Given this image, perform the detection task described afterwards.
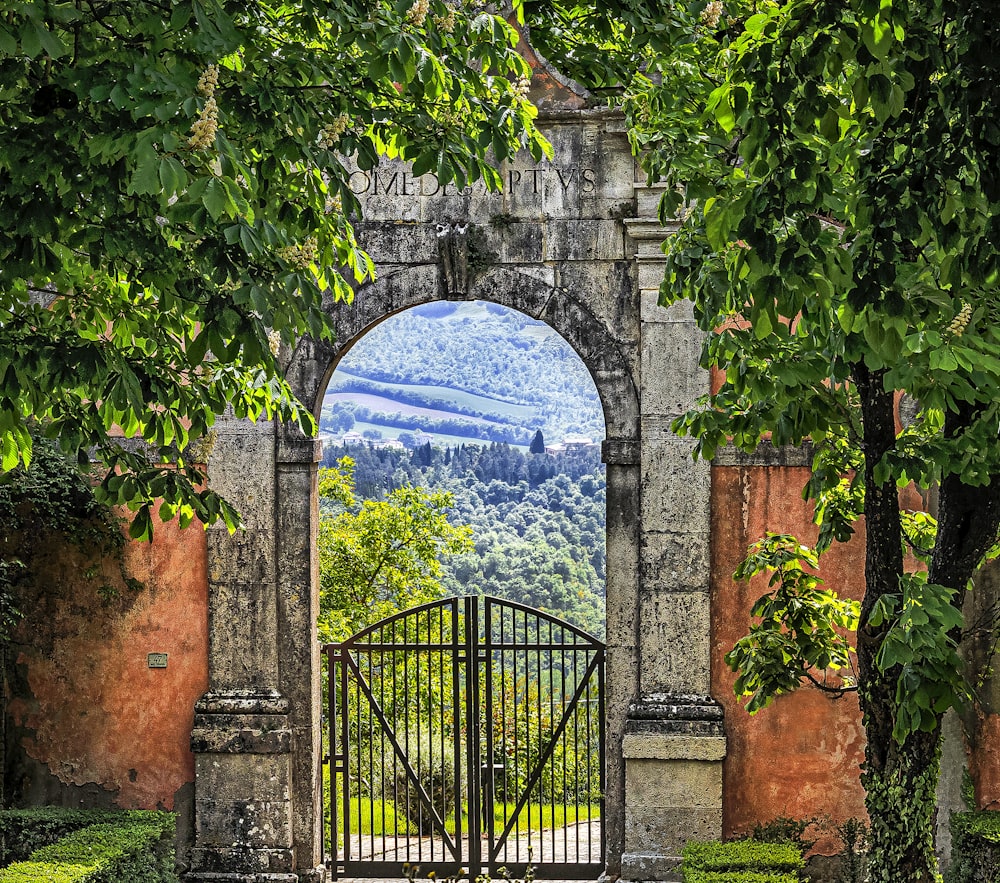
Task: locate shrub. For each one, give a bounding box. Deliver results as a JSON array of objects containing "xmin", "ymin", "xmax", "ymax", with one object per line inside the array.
[
  {"xmin": 0, "ymin": 812, "xmax": 175, "ymax": 883},
  {"xmin": 684, "ymin": 873, "xmax": 800, "ymax": 883},
  {"xmin": 0, "ymin": 808, "xmax": 129, "ymax": 866},
  {"xmin": 682, "ymin": 839, "xmax": 805, "ymax": 875},
  {"xmin": 750, "ymin": 816, "xmax": 817, "ymax": 852},
  {"xmin": 947, "ymin": 811, "xmax": 1000, "ymax": 883},
  {"xmin": 393, "ymin": 732, "xmax": 462, "ymax": 836}
]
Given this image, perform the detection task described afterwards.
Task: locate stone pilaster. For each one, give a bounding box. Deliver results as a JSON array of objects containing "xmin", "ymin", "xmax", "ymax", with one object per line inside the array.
[
  {"xmin": 621, "ymin": 185, "xmax": 725, "ymax": 880},
  {"xmin": 275, "ymin": 428, "xmax": 327, "ymax": 883},
  {"xmin": 189, "ymin": 416, "xmax": 302, "ymax": 882}
]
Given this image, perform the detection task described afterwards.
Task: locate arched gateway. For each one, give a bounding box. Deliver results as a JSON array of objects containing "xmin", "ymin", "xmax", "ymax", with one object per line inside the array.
[{"xmin": 189, "ymin": 44, "xmax": 722, "ymax": 883}]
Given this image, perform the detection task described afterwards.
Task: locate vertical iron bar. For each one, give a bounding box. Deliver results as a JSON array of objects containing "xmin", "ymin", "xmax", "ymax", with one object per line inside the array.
[
  {"xmin": 379, "ymin": 626, "xmax": 386, "ymax": 864},
  {"xmin": 548, "ymin": 615, "xmax": 557, "ymax": 866},
  {"xmin": 451, "ymin": 597, "xmax": 464, "ymax": 868},
  {"xmin": 327, "ymin": 646, "xmax": 338, "ymax": 877},
  {"xmin": 416, "ymin": 609, "xmax": 424, "ymax": 861},
  {"xmin": 341, "ymin": 644, "xmax": 351, "ymax": 864},
  {"xmin": 500, "ymin": 610, "xmax": 508, "ymax": 864},
  {"xmin": 484, "ymin": 594, "xmax": 496, "ymax": 862},
  {"xmin": 598, "ymin": 644, "xmax": 607, "ymax": 865},
  {"xmin": 367, "ymin": 641, "xmax": 373, "ymax": 861},
  {"xmin": 391, "ymin": 623, "xmax": 400, "ymax": 860},
  {"xmin": 467, "ymin": 595, "xmax": 482, "ymax": 876}
]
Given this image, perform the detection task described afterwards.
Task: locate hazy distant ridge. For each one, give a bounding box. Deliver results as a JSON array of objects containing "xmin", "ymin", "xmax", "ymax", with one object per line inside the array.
[{"xmin": 324, "ymin": 301, "xmax": 605, "ymax": 444}]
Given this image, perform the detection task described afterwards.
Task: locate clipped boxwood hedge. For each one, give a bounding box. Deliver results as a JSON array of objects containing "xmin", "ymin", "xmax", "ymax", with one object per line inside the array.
[
  {"xmin": 947, "ymin": 811, "xmax": 1000, "ymax": 883},
  {"xmin": 0, "ymin": 810, "xmax": 175, "ymax": 883},
  {"xmin": 683, "ymin": 839, "xmax": 805, "ymax": 874},
  {"xmin": 0, "ymin": 807, "xmax": 131, "ymax": 865},
  {"xmin": 684, "ymin": 873, "xmax": 800, "ymax": 883}
]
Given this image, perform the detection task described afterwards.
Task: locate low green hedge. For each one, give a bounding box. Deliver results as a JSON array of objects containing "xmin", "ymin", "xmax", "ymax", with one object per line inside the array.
[
  {"xmin": 683, "ymin": 839, "xmax": 805, "ymax": 874},
  {"xmin": 947, "ymin": 811, "xmax": 1000, "ymax": 883},
  {"xmin": 0, "ymin": 811, "xmax": 176, "ymax": 883},
  {"xmin": 0, "ymin": 807, "xmax": 129, "ymax": 865},
  {"xmin": 684, "ymin": 873, "xmax": 799, "ymax": 883}
]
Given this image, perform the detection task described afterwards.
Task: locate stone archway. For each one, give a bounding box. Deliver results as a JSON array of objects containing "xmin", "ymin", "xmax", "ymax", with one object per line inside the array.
[
  {"xmin": 188, "ymin": 88, "xmax": 721, "ymax": 883},
  {"xmin": 287, "ymin": 259, "xmax": 641, "ymax": 878}
]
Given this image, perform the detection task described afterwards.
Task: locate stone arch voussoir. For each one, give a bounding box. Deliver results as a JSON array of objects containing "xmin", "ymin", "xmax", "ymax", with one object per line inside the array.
[{"xmin": 285, "ymin": 263, "xmax": 639, "ymax": 445}]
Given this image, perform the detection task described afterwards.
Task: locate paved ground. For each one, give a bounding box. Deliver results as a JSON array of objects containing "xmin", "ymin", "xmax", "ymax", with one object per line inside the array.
[{"xmin": 334, "ymin": 820, "xmax": 602, "ymax": 878}]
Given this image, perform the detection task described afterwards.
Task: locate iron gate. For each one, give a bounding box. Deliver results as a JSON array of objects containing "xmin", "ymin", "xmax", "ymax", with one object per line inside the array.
[{"xmin": 324, "ymin": 595, "xmax": 605, "ymax": 879}]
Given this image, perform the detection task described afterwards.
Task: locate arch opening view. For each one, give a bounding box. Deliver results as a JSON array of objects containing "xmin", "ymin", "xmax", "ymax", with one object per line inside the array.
[{"xmin": 317, "ymin": 298, "xmax": 608, "ymax": 640}]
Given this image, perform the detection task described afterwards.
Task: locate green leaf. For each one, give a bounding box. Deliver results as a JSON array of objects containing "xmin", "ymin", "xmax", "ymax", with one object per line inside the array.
[{"xmin": 202, "ymin": 178, "xmax": 230, "ymax": 221}]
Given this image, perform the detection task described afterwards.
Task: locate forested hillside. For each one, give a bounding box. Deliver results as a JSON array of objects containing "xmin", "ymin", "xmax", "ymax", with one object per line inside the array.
[
  {"xmin": 322, "ymin": 441, "xmax": 607, "ymax": 638},
  {"xmin": 323, "ymin": 301, "xmax": 605, "ymax": 446}
]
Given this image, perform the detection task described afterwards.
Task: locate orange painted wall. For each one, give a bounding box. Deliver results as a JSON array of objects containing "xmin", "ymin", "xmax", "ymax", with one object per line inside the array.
[
  {"xmin": 711, "ymin": 464, "xmax": 869, "ymax": 845},
  {"xmin": 5, "ymin": 514, "xmax": 208, "ymax": 811}
]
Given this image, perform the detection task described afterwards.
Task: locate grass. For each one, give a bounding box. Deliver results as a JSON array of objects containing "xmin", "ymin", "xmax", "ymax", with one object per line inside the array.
[
  {"xmin": 324, "ymin": 791, "xmax": 600, "ymax": 846},
  {"xmin": 329, "ymin": 372, "xmax": 538, "ymax": 419}
]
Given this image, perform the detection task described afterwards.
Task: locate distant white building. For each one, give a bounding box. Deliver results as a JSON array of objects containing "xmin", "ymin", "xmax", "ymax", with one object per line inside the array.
[{"xmin": 341, "ymin": 431, "xmax": 365, "ymax": 446}]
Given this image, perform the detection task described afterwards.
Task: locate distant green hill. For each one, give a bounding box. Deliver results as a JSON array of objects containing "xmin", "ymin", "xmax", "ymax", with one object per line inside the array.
[{"xmin": 322, "ymin": 301, "xmax": 605, "ymax": 446}]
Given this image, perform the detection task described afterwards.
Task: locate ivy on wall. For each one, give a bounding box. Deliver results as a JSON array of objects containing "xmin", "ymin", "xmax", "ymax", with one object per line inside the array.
[{"xmin": 0, "ymin": 441, "xmax": 138, "ymax": 644}]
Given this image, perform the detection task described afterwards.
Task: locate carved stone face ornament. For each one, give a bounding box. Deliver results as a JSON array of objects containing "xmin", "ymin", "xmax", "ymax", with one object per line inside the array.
[{"xmin": 437, "ymin": 220, "xmax": 470, "ymax": 298}]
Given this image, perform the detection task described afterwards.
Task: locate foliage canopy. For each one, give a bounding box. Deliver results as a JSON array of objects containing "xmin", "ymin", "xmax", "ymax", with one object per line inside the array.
[
  {"xmin": 317, "ymin": 456, "xmax": 472, "ymax": 642},
  {"xmin": 0, "ymin": 0, "xmax": 547, "ymax": 538},
  {"xmin": 620, "ymin": 0, "xmax": 1000, "ymax": 879}
]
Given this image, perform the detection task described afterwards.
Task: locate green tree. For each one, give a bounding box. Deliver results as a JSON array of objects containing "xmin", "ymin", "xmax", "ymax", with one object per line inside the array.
[
  {"xmin": 0, "ymin": 0, "xmax": 548, "ymax": 538},
  {"xmin": 624, "ymin": 1, "xmax": 1000, "ymax": 879},
  {"xmin": 529, "ymin": 429, "xmax": 546, "ymax": 454},
  {"xmin": 317, "ymin": 457, "xmax": 473, "ymax": 642}
]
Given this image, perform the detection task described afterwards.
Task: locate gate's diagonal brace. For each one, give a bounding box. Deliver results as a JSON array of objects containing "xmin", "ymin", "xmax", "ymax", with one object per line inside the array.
[
  {"xmin": 491, "ymin": 650, "xmax": 603, "ymax": 858},
  {"xmin": 343, "ymin": 651, "xmax": 460, "ymax": 855}
]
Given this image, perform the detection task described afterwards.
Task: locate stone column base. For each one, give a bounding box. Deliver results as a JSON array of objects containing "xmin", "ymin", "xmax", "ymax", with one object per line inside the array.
[
  {"xmin": 621, "ymin": 694, "xmax": 726, "ymax": 882},
  {"xmin": 185, "ymin": 870, "xmax": 326, "ymax": 883},
  {"xmin": 187, "ymin": 691, "xmax": 305, "ymax": 883}
]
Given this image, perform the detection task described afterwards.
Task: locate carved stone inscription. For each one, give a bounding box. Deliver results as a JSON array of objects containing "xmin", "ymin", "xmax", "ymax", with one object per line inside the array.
[{"xmin": 348, "ymin": 164, "xmax": 597, "ymax": 199}]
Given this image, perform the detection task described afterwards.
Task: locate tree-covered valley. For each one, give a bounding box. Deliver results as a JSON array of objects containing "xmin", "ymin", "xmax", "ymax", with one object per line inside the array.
[
  {"xmin": 322, "ymin": 300, "xmax": 605, "ymax": 447},
  {"xmin": 320, "ymin": 441, "xmax": 607, "ymax": 639}
]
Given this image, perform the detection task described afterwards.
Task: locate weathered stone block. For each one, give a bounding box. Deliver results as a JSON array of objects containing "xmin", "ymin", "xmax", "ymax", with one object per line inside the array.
[
  {"xmin": 469, "ymin": 266, "xmax": 555, "ymax": 321},
  {"xmin": 640, "ymin": 435, "xmax": 711, "ymax": 530},
  {"xmin": 353, "ymin": 223, "xmax": 435, "ymax": 265},
  {"xmin": 190, "ymin": 844, "xmax": 295, "ymax": 875},
  {"xmin": 641, "ymin": 292, "xmax": 695, "ymax": 324},
  {"xmin": 194, "ymin": 798, "xmax": 293, "ymax": 849},
  {"xmin": 546, "ymin": 220, "xmax": 625, "ymax": 262},
  {"xmin": 478, "ymin": 221, "xmax": 544, "ymax": 264},
  {"xmin": 640, "ymin": 321, "xmax": 709, "ymax": 418},
  {"xmin": 638, "ymin": 592, "xmax": 712, "ymax": 695},
  {"xmin": 624, "ymin": 802, "xmax": 723, "ymax": 858},
  {"xmin": 205, "ymin": 530, "xmax": 279, "ymax": 691},
  {"xmin": 641, "ymin": 531, "xmax": 711, "ymax": 593},
  {"xmin": 625, "ymin": 757, "xmax": 723, "ymax": 807},
  {"xmin": 206, "ymin": 419, "xmax": 276, "ymax": 532},
  {"xmin": 193, "ymin": 753, "xmax": 291, "ymax": 801},
  {"xmin": 622, "ymin": 734, "xmax": 727, "ymax": 762},
  {"xmin": 620, "ymin": 851, "xmax": 683, "ymax": 882},
  {"xmin": 555, "ymin": 260, "xmax": 638, "ymax": 348},
  {"xmin": 191, "ymin": 720, "xmax": 292, "ymax": 755}
]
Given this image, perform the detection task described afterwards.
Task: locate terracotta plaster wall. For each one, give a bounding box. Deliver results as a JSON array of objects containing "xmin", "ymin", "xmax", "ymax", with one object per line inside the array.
[
  {"xmin": 711, "ymin": 465, "xmax": 869, "ymax": 843},
  {"xmin": 6, "ymin": 514, "xmax": 209, "ymax": 810}
]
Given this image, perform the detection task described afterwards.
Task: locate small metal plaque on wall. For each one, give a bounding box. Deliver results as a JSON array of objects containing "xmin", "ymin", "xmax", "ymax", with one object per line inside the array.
[{"xmin": 147, "ymin": 653, "xmax": 168, "ymax": 669}]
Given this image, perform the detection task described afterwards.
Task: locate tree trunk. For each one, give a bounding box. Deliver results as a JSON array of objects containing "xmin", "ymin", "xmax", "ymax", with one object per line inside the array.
[
  {"xmin": 854, "ymin": 363, "xmax": 941, "ymax": 883},
  {"xmin": 853, "ymin": 378, "xmax": 1000, "ymax": 881}
]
